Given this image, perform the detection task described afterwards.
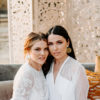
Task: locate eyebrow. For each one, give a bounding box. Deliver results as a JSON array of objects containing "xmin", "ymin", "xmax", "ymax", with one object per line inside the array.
[{"xmin": 48, "ymin": 39, "xmax": 63, "ymax": 42}]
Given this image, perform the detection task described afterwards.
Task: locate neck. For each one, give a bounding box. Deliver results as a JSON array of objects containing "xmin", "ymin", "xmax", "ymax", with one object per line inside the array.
[
  {"xmin": 54, "ymin": 54, "xmax": 68, "ymax": 65},
  {"xmin": 29, "ymin": 59, "xmax": 42, "ymax": 71}
]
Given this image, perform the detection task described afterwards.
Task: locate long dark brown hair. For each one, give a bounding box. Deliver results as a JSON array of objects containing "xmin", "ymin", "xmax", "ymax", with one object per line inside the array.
[{"xmin": 43, "ymin": 25, "xmax": 76, "ymax": 76}]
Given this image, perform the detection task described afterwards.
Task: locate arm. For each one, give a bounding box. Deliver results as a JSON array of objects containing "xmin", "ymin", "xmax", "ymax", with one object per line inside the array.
[
  {"xmin": 11, "ymin": 71, "xmax": 34, "ymax": 100},
  {"xmin": 74, "ymin": 65, "xmax": 89, "ymax": 100}
]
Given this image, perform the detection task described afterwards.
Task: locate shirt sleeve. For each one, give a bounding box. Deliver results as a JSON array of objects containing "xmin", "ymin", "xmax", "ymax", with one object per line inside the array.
[
  {"xmin": 74, "ymin": 65, "xmax": 89, "ymax": 100},
  {"xmin": 11, "ymin": 70, "xmax": 34, "ymax": 100}
]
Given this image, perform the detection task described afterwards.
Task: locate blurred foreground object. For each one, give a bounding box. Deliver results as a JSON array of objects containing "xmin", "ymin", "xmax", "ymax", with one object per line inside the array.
[
  {"xmin": 95, "ymin": 56, "xmax": 100, "ymax": 73},
  {"xmin": 86, "ymin": 69, "xmax": 100, "ymax": 100}
]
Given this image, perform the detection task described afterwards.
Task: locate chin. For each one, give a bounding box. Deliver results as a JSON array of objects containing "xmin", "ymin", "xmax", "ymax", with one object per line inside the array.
[
  {"xmin": 38, "ymin": 61, "xmax": 45, "ymax": 65},
  {"xmin": 54, "ymin": 56, "xmax": 62, "ymax": 59}
]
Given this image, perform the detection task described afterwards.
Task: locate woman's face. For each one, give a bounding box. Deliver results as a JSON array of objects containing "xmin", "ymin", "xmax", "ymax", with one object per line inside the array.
[
  {"xmin": 29, "ymin": 40, "xmax": 48, "ymax": 66},
  {"xmin": 48, "ymin": 34, "xmax": 69, "ymax": 60}
]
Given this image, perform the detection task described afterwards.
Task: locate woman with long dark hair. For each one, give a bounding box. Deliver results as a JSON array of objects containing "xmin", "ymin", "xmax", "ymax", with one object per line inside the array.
[{"xmin": 45, "ymin": 25, "xmax": 89, "ymax": 100}]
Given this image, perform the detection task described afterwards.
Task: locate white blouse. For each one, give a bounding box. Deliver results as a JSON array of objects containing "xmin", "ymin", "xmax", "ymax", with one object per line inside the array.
[
  {"xmin": 46, "ymin": 56, "xmax": 89, "ymax": 100},
  {"xmin": 11, "ymin": 62, "xmax": 49, "ymax": 100}
]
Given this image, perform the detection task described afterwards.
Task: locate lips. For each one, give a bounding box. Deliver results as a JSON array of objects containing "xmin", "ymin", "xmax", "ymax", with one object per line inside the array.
[
  {"xmin": 39, "ymin": 57, "xmax": 46, "ymax": 61},
  {"xmin": 53, "ymin": 52, "xmax": 60, "ymax": 56}
]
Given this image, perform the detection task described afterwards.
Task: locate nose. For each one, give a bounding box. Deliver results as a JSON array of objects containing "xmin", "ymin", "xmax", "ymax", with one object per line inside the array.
[
  {"xmin": 41, "ymin": 50, "xmax": 45, "ymax": 55},
  {"xmin": 53, "ymin": 45, "xmax": 57, "ymax": 50}
]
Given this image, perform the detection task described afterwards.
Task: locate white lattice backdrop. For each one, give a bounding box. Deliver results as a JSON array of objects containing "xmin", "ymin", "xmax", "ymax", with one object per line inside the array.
[{"xmin": 8, "ymin": 0, "xmax": 100, "ymax": 63}]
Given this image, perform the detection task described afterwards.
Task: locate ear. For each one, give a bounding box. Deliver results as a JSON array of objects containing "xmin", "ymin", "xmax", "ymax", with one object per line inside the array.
[
  {"xmin": 67, "ymin": 39, "xmax": 70, "ymax": 47},
  {"xmin": 27, "ymin": 47, "xmax": 31, "ymax": 52}
]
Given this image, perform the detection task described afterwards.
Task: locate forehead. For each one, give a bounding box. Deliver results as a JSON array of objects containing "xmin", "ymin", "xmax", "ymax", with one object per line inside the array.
[
  {"xmin": 48, "ymin": 34, "xmax": 66, "ymax": 42},
  {"xmin": 32, "ymin": 40, "xmax": 47, "ymax": 48}
]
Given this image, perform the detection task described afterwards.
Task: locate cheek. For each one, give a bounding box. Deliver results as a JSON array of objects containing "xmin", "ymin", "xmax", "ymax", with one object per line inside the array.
[
  {"xmin": 45, "ymin": 51, "xmax": 49, "ymax": 56},
  {"xmin": 30, "ymin": 51, "xmax": 38, "ymax": 58},
  {"xmin": 48, "ymin": 46, "xmax": 53, "ymax": 53},
  {"xmin": 59, "ymin": 45, "xmax": 67, "ymax": 52}
]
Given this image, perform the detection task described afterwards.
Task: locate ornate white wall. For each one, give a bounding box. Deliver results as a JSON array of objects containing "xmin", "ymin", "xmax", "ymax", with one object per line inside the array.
[
  {"xmin": 37, "ymin": 0, "xmax": 67, "ymax": 32},
  {"xmin": 8, "ymin": 0, "xmax": 100, "ymax": 63},
  {"xmin": 8, "ymin": 0, "xmax": 33, "ymax": 63},
  {"xmin": 66, "ymin": 0, "xmax": 100, "ymax": 62}
]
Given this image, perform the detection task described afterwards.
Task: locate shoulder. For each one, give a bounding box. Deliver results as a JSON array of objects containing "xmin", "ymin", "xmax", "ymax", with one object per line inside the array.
[
  {"xmin": 14, "ymin": 63, "xmax": 35, "ymax": 81},
  {"xmin": 13, "ymin": 63, "xmax": 35, "ymax": 88},
  {"xmin": 67, "ymin": 56, "xmax": 84, "ymax": 70},
  {"xmin": 66, "ymin": 57, "xmax": 86, "ymax": 78}
]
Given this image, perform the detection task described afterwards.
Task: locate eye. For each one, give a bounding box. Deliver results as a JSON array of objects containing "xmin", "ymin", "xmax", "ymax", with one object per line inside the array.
[
  {"xmin": 44, "ymin": 47, "xmax": 48, "ymax": 51},
  {"xmin": 34, "ymin": 47, "xmax": 41, "ymax": 51},
  {"xmin": 57, "ymin": 41, "xmax": 63, "ymax": 44},
  {"xmin": 48, "ymin": 42, "xmax": 53, "ymax": 46}
]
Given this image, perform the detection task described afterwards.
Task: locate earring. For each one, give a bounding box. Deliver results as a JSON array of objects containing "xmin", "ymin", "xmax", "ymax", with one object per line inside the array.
[
  {"xmin": 67, "ymin": 46, "xmax": 72, "ymax": 53},
  {"xmin": 26, "ymin": 54, "xmax": 30, "ymax": 60}
]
